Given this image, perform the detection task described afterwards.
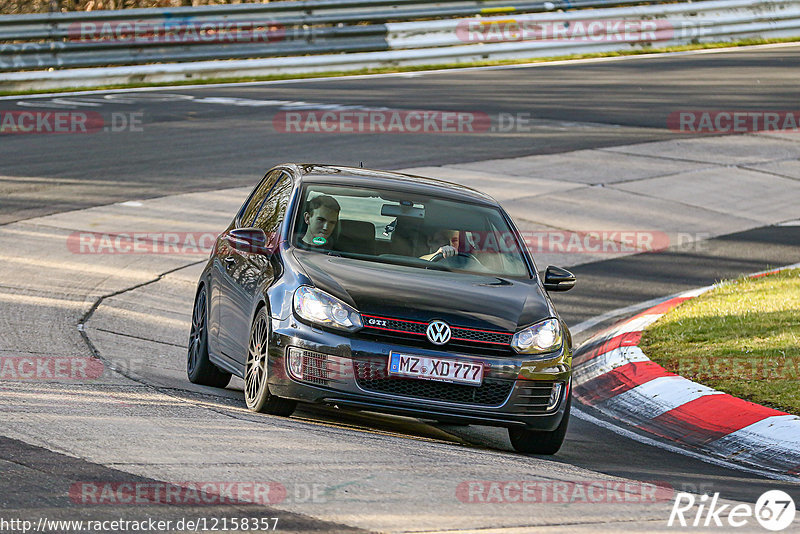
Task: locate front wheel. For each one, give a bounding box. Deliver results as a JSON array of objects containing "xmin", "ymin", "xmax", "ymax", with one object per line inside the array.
[
  {"xmin": 508, "ymin": 393, "xmax": 570, "ymax": 455},
  {"xmin": 187, "ymin": 286, "xmax": 231, "ymax": 388},
  {"xmin": 244, "ymin": 307, "xmax": 297, "ymax": 416}
]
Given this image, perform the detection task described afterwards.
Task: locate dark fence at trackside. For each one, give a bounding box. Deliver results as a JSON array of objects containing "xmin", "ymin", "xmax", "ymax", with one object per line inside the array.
[{"xmin": 0, "ymin": 0, "xmax": 685, "ymax": 71}]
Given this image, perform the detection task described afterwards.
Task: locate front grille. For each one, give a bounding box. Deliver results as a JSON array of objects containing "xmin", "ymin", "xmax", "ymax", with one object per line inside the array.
[
  {"xmin": 361, "ymin": 314, "xmax": 513, "ymax": 353},
  {"xmin": 452, "ymin": 327, "xmax": 512, "ymax": 345},
  {"xmin": 512, "ymin": 381, "xmax": 557, "ymax": 413},
  {"xmin": 363, "ymin": 315, "xmax": 427, "ymax": 335},
  {"xmin": 353, "ymin": 359, "xmax": 513, "ymax": 406}
]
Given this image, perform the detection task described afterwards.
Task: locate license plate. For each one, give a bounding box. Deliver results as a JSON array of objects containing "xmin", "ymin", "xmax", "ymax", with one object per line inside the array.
[{"xmin": 388, "ymin": 352, "xmax": 483, "ymax": 386}]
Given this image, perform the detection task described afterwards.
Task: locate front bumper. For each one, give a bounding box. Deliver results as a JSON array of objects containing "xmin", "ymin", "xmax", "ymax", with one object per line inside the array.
[{"xmin": 267, "ymin": 317, "xmax": 572, "ymax": 430}]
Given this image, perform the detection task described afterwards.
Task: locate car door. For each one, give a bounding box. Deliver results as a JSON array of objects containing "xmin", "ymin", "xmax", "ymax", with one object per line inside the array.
[
  {"xmin": 213, "ymin": 170, "xmax": 282, "ymax": 361},
  {"xmin": 220, "ymin": 172, "xmax": 294, "ymax": 364}
]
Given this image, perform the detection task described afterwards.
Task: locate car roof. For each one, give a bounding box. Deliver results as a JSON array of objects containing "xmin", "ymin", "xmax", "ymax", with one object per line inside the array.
[{"xmin": 285, "ymin": 164, "xmax": 500, "ymax": 206}]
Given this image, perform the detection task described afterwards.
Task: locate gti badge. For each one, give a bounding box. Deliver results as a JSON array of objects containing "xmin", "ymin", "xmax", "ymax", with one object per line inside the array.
[{"xmin": 426, "ymin": 320, "xmax": 451, "ymax": 345}]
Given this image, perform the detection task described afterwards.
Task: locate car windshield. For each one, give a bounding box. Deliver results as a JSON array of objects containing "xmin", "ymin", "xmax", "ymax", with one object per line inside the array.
[{"xmin": 291, "ymin": 183, "xmax": 531, "ymax": 277}]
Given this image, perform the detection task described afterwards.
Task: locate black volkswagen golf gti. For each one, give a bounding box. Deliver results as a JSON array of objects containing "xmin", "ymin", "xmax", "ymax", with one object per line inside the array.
[{"xmin": 188, "ymin": 164, "xmax": 576, "ymax": 454}]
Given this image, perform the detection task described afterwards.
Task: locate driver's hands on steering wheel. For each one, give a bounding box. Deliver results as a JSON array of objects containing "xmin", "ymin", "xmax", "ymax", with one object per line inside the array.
[{"xmin": 434, "ymin": 245, "xmax": 457, "ymax": 258}]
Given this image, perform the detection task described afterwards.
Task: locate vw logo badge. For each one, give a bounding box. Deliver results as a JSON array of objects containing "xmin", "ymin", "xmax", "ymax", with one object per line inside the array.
[{"xmin": 426, "ymin": 320, "xmax": 451, "ymax": 345}]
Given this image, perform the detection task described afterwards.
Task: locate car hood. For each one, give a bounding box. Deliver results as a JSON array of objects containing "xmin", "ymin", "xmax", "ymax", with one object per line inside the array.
[{"xmin": 292, "ymin": 250, "xmax": 554, "ymax": 332}]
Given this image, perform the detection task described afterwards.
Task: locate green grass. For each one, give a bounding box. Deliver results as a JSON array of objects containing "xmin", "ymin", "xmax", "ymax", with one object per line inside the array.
[
  {"xmin": 639, "ymin": 269, "xmax": 800, "ymax": 415},
  {"xmin": 1, "ymin": 37, "xmax": 799, "ymax": 97}
]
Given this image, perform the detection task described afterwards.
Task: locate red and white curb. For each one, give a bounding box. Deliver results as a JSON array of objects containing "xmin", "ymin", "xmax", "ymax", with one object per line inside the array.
[{"xmin": 572, "ymin": 264, "xmax": 800, "ymax": 480}]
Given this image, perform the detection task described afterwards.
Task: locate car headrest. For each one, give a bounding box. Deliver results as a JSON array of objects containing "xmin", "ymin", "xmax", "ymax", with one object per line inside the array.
[
  {"xmin": 335, "ymin": 219, "xmax": 376, "ymax": 255},
  {"xmin": 339, "ymin": 219, "xmax": 375, "ymax": 239},
  {"xmin": 391, "ymin": 217, "xmax": 428, "ymax": 257}
]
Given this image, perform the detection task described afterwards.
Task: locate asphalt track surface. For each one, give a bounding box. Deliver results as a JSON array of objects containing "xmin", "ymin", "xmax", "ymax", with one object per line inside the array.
[
  {"xmin": 2, "ymin": 45, "xmax": 800, "ymax": 530},
  {"xmin": 3, "ymin": 44, "xmax": 800, "ymax": 222}
]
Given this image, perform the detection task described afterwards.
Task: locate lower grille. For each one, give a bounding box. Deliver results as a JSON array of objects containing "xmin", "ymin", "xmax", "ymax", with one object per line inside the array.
[
  {"xmin": 353, "ymin": 360, "xmax": 513, "ymax": 406},
  {"xmin": 513, "ymin": 381, "xmax": 558, "ymax": 413},
  {"xmin": 288, "ymin": 348, "xmax": 332, "ymax": 386},
  {"xmin": 301, "ymin": 351, "xmax": 330, "ymax": 385}
]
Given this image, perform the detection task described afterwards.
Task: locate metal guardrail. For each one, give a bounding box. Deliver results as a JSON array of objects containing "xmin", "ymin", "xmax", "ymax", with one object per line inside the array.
[
  {"xmin": 0, "ymin": 0, "xmax": 670, "ymax": 71},
  {"xmin": 388, "ymin": 0, "xmax": 800, "ymax": 48},
  {"xmin": 0, "ymin": 0, "xmax": 798, "ymax": 91}
]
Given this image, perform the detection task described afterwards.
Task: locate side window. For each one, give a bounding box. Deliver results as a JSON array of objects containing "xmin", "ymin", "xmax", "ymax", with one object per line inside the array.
[
  {"xmin": 252, "ymin": 174, "xmax": 293, "ymax": 237},
  {"xmin": 238, "ymin": 170, "xmax": 282, "ymax": 227}
]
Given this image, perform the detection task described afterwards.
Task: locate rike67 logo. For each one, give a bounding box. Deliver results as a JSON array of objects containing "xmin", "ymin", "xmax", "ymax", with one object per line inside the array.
[{"xmin": 669, "ymin": 490, "xmax": 796, "ymax": 531}]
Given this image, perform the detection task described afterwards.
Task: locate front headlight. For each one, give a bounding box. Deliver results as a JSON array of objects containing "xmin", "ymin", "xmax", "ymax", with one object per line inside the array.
[
  {"xmin": 511, "ymin": 318, "xmax": 563, "ymax": 354},
  {"xmin": 293, "ymin": 286, "xmax": 363, "ymax": 332}
]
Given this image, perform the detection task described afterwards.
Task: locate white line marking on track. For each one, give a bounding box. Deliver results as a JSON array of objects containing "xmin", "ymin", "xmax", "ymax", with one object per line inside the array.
[
  {"xmin": 14, "ymin": 92, "xmax": 395, "ymax": 112},
  {"xmin": 103, "ymin": 93, "xmax": 193, "ymax": 103},
  {"xmin": 51, "ymin": 98, "xmax": 103, "ymax": 107},
  {"xmin": 2, "ymin": 42, "xmax": 799, "ymax": 101},
  {"xmin": 15, "ymin": 100, "xmax": 78, "ymax": 109}
]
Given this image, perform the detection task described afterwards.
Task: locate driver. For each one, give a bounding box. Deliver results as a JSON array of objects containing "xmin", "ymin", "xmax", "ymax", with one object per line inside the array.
[
  {"xmin": 301, "ymin": 195, "xmax": 340, "ymax": 248},
  {"xmin": 420, "ymin": 229, "xmax": 459, "ymax": 260}
]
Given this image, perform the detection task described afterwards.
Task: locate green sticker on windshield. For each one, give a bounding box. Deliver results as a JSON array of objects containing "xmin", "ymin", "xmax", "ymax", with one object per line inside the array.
[{"xmin": 312, "ymin": 237, "xmax": 327, "ymax": 246}]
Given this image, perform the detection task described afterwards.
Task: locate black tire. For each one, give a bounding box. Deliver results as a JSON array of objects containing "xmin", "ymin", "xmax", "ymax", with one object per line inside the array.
[
  {"xmin": 187, "ymin": 285, "xmax": 232, "ymax": 388},
  {"xmin": 244, "ymin": 306, "xmax": 297, "ymax": 416},
  {"xmin": 508, "ymin": 393, "xmax": 571, "ymax": 455}
]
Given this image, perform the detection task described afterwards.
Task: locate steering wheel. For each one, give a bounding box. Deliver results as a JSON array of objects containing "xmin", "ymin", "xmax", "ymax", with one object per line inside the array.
[{"xmin": 428, "ymin": 251, "xmax": 481, "ymax": 263}]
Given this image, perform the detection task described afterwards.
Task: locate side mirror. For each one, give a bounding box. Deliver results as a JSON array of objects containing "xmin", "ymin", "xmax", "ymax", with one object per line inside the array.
[
  {"xmin": 228, "ymin": 228, "xmax": 272, "ymax": 255},
  {"xmin": 543, "ymin": 266, "xmax": 575, "ymax": 292}
]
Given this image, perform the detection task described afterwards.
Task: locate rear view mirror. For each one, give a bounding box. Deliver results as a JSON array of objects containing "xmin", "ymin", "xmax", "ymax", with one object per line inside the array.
[
  {"xmin": 228, "ymin": 228, "xmax": 272, "ymax": 255},
  {"xmin": 381, "ymin": 203, "xmax": 425, "ymax": 219},
  {"xmin": 543, "ymin": 266, "xmax": 576, "ymax": 292}
]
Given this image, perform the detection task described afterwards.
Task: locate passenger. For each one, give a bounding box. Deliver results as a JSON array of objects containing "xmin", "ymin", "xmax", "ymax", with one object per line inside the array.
[
  {"xmin": 420, "ymin": 229, "xmax": 459, "ymax": 260},
  {"xmin": 300, "ymin": 195, "xmax": 340, "ymax": 248}
]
